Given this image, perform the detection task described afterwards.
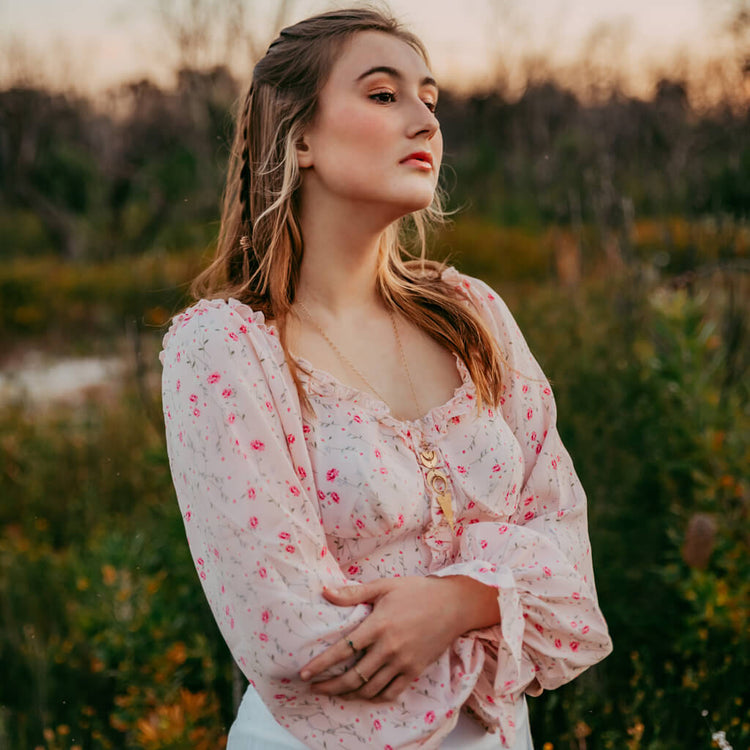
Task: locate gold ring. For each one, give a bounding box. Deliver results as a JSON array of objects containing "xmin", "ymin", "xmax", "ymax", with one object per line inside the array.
[
  {"xmin": 352, "ymin": 665, "xmax": 369, "ymax": 684},
  {"xmin": 346, "ymin": 638, "xmax": 358, "ymax": 656}
]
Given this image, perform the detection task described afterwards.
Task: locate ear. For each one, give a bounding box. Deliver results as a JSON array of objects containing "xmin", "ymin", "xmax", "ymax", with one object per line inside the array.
[{"xmin": 296, "ymin": 135, "xmax": 313, "ymax": 169}]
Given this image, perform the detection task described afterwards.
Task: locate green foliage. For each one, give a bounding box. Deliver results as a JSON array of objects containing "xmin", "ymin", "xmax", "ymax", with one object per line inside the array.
[
  {"xmin": 0, "ymin": 393, "xmax": 233, "ymax": 749},
  {"xmin": 436, "ymin": 216, "xmax": 555, "ymax": 280},
  {"xmin": 0, "ymin": 209, "xmax": 54, "ymax": 257},
  {"xmin": 0, "ymin": 252, "xmax": 202, "ymax": 348},
  {"xmin": 0, "ymin": 73, "xmax": 235, "ymax": 261},
  {"xmin": 506, "ymin": 272, "xmax": 749, "ymax": 749},
  {"xmin": 2, "ymin": 71, "xmax": 749, "ymax": 262},
  {"xmin": 0, "ymin": 252, "xmax": 747, "ymax": 748}
]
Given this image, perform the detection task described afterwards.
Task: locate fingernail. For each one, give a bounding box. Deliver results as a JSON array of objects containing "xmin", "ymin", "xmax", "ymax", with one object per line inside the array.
[
  {"xmin": 327, "ymin": 587, "xmax": 340, "ymax": 595},
  {"xmin": 300, "ymin": 670, "xmax": 311, "ymax": 681}
]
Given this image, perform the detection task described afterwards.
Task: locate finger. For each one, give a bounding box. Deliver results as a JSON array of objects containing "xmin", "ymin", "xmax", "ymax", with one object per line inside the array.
[
  {"xmin": 299, "ymin": 644, "xmax": 351, "ymax": 681},
  {"xmin": 300, "ymin": 619, "xmax": 379, "ymax": 680},
  {"xmin": 372, "ymin": 673, "xmax": 412, "ymax": 703},
  {"xmin": 348, "ymin": 663, "xmax": 401, "ymax": 701},
  {"xmin": 323, "ymin": 580, "xmax": 387, "ymax": 605},
  {"xmin": 310, "ymin": 661, "xmax": 372, "ymax": 696},
  {"xmin": 311, "ymin": 646, "xmax": 388, "ymax": 697}
]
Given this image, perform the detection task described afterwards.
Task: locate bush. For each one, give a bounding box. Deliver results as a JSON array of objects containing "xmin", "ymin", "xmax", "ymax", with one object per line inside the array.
[
  {"xmin": 0, "ymin": 257, "xmax": 747, "ymax": 749},
  {"xmin": 0, "ymin": 392, "xmax": 233, "ymax": 749},
  {"xmin": 508, "ymin": 270, "xmax": 749, "ymax": 749}
]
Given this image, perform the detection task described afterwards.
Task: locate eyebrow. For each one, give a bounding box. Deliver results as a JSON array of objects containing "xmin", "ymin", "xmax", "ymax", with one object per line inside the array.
[{"xmin": 356, "ymin": 65, "xmax": 438, "ymax": 90}]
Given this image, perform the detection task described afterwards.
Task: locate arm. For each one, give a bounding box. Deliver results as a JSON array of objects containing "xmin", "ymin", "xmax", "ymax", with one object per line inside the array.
[
  {"xmin": 427, "ymin": 270, "xmax": 613, "ymax": 723},
  {"xmin": 442, "ymin": 574, "xmax": 504, "ymax": 631},
  {"xmin": 160, "ymin": 301, "xmax": 369, "ymax": 683},
  {"xmin": 298, "ymin": 572, "xmax": 500, "ymax": 702}
]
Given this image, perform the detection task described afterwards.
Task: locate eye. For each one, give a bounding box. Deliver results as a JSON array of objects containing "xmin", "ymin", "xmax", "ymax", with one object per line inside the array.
[
  {"xmin": 369, "ymin": 90, "xmax": 438, "ymax": 114},
  {"xmin": 370, "ymin": 91, "xmax": 396, "ymax": 104}
]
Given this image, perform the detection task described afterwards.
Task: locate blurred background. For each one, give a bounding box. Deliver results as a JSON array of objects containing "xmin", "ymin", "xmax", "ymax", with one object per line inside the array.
[{"xmin": 0, "ymin": 0, "xmax": 748, "ymax": 748}]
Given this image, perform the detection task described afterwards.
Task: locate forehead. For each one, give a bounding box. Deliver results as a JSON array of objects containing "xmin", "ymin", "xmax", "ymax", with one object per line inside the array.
[{"xmin": 327, "ymin": 30, "xmax": 433, "ymax": 86}]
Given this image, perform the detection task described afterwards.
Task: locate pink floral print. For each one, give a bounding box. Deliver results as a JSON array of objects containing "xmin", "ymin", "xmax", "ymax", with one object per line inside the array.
[{"xmin": 160, "ymin": 267, "xmax": 612, "ymax": 749}]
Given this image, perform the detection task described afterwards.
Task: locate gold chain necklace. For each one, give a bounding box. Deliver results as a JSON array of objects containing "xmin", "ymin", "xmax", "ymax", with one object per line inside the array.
[
  {"xmin": 295, "ymin": 300, "xmax": 455, "ymax": 532},
  {"xmin": 295, "ymin": 301, "xmax": 423, "ymax": 419}
]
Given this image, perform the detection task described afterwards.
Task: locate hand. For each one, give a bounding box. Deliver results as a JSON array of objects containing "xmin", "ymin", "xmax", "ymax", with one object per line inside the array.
[{"xmin": 299, "ymin": 575, "xmax": 499, "ymax": 703}]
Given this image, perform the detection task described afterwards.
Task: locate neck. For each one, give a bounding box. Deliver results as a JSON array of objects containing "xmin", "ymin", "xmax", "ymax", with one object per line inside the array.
[{"xmin": 294, "ymin": 184, "xmax": 401, "ymax": 318}]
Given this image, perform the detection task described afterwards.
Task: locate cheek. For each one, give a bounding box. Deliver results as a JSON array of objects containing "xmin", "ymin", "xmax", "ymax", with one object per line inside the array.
[
  {"xmin": 312, "ymin": 112, "xmax": 394, "ymax": 193},
  {"xmin": 346, "ymin": 108, "xmax": 392, "ymax": 143},
  {"xmin": 317, "ymin": 105, "xmax": 392, "ymax": 160}
]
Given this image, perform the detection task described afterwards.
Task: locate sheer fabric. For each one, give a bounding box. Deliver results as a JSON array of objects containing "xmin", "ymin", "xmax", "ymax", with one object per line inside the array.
[{"xmin": 160, "ymin": 267, "xmax": 612, "ymax": 749}]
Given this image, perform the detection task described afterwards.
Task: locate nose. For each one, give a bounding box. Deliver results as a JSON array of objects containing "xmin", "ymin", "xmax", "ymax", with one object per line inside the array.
[{"xmin": 407, "ymin": 99, "xmax": 440, "ymax": 141}]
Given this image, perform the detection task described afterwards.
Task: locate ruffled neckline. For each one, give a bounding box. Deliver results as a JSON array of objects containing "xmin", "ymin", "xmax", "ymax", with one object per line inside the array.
[
  {"xmin": 252, "ymin": 306, "xmax": 477, "ymax": 435},
  {"xmin": 292, "ymin": 347, "xmax": 477, "ymax": 435},
  {"xmin": 162, "ymin": 266, "xmax": 478, "ymax": 436}
]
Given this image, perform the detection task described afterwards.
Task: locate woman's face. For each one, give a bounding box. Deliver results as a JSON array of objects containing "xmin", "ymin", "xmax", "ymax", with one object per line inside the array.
[{"xmin": 298, "ymin": 30, "xmax": 442, "ymax": 220}]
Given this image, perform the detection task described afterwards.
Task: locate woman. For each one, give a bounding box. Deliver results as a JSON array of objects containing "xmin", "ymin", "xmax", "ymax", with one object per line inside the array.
[{"xmin": 160, "ymin": 7, "xmax": 613, "ymax": 749}]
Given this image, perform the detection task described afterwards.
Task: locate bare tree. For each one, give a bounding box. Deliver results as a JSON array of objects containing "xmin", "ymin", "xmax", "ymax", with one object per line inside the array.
[
  {"xmin": 156, "ymin": 0, "xmax": 298, "ymax": 76},
  {"xmin": 693, "ymin": 0, "xmax": 750, "ymax": 112}
]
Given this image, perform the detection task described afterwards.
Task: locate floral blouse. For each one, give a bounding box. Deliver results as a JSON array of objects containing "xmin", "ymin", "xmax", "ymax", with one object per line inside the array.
[{"xmin": 160, "ymin": 267, "xmax": 612, "ymax": 749}]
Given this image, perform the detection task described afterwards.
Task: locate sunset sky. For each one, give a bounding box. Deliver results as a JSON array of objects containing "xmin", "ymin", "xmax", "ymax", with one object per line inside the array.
[{"xmin": 0, "ymin": 0, "xmax": 742, "ymax": 99}]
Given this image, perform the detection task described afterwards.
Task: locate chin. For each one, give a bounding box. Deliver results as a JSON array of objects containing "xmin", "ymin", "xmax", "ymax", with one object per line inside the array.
[
  {"xmin": 403, "ymin": 197, "xmax": 436, "ymax": 216},
  {"xmin": 394, "ymin": 188, "xmax": 437, "ymax": 215}
]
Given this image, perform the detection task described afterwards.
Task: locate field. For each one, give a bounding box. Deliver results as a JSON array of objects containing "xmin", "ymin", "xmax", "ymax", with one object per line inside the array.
[{"xmin": 0, "ymin": 213, "xmax": 747, "ymax": 749}]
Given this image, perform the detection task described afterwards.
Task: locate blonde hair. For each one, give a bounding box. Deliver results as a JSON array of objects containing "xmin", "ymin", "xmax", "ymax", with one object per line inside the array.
[{"xmin": 192, "ymin": 6, "xmax": 506, "ymax": 413}]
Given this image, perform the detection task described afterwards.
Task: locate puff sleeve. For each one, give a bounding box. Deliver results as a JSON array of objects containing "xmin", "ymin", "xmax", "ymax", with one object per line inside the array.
[
  {"xmin": 160, "ymin": 299, "xmax": 371, "ymax": 671},
  {"xmin": 430, "ymin": 273, "xmax": 613, "ymax": 746}
]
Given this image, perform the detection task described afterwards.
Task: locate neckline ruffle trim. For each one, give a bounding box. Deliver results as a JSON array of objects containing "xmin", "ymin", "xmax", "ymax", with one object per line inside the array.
[{"xmin": 161, "ymin": 267, "xmax": 478, "ymax": 437}]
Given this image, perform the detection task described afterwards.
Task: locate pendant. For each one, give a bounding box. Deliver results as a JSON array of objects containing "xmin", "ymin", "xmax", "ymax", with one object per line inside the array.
[{"xmin": 419, "ymin": 449, "xmax": 455, "ymax": 532}]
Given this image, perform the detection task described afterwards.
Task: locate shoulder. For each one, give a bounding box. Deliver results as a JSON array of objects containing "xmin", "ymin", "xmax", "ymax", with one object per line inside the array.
[
  {"xmin": 159, "ymin": 297, "xmax": 284, "ymax": 368},
  {"xmin": 440, "ymin": 266, "xmax": 515, "ymax": 325},
  {"xmin": 441, "ymin": 267, "xmax": 537, "ymax": 373}
]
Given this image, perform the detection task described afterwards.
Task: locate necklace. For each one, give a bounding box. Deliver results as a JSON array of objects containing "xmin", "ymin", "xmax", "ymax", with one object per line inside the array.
[
  {"xmin": 295, "ymin": 300, "xmax": 455, "ymax": 532},
  {"xmin": 295, "ymin": 301, "xmax": 424, "ymax": 418}
]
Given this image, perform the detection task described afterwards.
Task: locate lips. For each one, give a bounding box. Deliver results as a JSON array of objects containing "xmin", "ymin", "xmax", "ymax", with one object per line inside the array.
[{"xmin": 400, "ymin": 151, "xmax": 433, "ymax": 168}]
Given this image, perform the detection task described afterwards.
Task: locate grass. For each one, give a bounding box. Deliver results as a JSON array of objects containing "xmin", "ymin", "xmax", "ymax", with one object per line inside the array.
[{"xmin": 0, "ymin": 224, "xmax": 747, "ymax": 748}]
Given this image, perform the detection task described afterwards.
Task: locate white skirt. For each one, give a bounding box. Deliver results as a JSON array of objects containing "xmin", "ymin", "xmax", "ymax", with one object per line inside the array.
[{"xmin": 227, "ymin": 683, "xmax": 534, "ymax": 750}]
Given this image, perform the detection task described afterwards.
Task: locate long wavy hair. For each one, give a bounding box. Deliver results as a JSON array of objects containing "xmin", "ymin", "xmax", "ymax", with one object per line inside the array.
[{"xmin": 192, "ymin": 5, "xmax": 506, "ymax": 414}]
